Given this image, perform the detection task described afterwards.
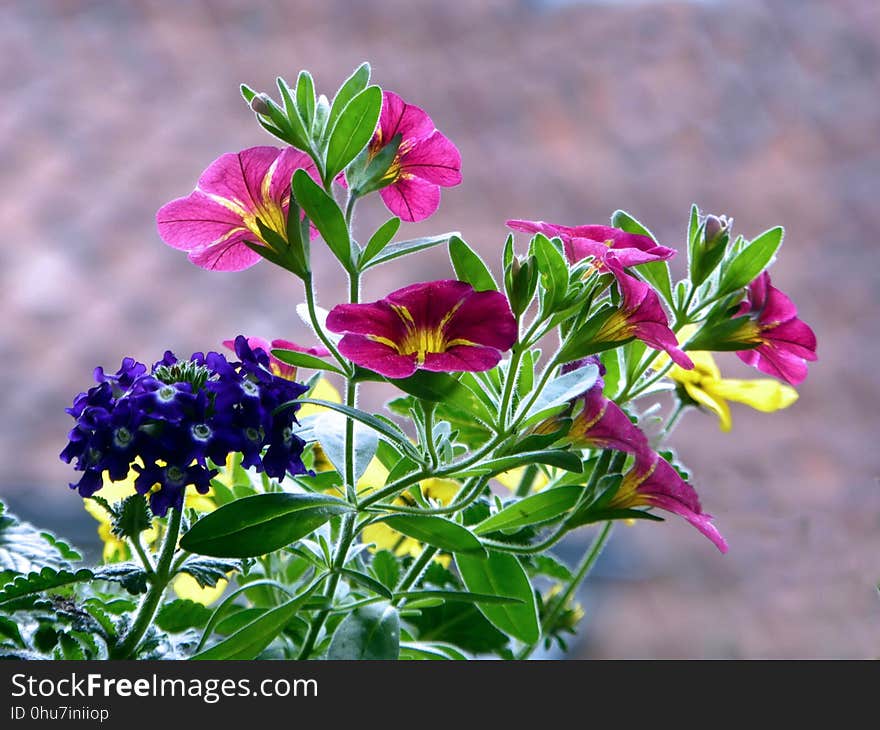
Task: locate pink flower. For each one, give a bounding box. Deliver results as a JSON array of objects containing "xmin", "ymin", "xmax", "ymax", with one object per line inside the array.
[
  {"xmin": 594, "ymin": 254, "xmax": 693, "ymax": 369},
  {"xmin": 611, "ymin": 452, "xmax": 728, "ymax": 553},
  {"xmin": 222, "ymin": 337, "xmax": 329, "ymax": 381},
  {"xmin": 326, "ymin": 280, "xmax": 516, "ymax": 379},
  {"xmin": 734, "ymin": 272, "xmax": 817, "ymax": 386},
  {"xmin": 367, "ymin": 91, "xmax": 462, "ymax": 222},
  {"xmin": 157, "ymin": 146, "xmax": 319, "ymax": 272},
  {"xmin": 506, "ymin": 219, "xmax": 675, "ymax": 271}
]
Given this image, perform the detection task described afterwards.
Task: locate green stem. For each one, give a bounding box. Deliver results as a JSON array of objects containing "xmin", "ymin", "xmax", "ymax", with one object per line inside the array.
[
  {"xmin": 396, "ymin": 547, "xmax": 438, "ymax": 595},
  {"xmin": 422, "ymin": 402, "xmax": 439, "ymax": 469},
  {"xmin": 517, "ymin": 520, "xmax": 613, "ymax": 660},
  {"xmin": 303, "ymin": 275, "xmax": 348, "ymax": 371},
  {"xmin": 515, "ymin": 464, "xmax": 540, "ymax": 497},
  {"xmin": 111, "ymin": 508, "xmax": 182, "ymax": 659},
  {"xmin": 661, "ymin": 400, "xmax": 688, "ymax": 437},
  {"xmin": 130, "ymin": 535, "xmax": 155, "ymax": 576}
]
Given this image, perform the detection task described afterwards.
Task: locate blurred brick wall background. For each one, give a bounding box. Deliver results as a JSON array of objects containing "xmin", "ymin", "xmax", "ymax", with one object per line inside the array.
[{"xmin": 1, "ymin": 0, "xmax": 878, "ymax": 657}]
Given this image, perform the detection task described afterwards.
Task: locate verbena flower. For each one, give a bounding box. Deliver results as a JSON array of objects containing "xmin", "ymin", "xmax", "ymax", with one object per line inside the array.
[
  {"xmin": 733, "ymin": 272, "xmax": 817, "ymax": 385},
  {"xmin": 665, "ymin": 347, "xmax": 798, "ymax": 432},
  {"xmin": 61, "ymin": 336, "xmax": 308, "ymax": 516},
  {"xmin": 222, "ymin": 336, "xmax": 329, "ymax": 381},
  {"xmin": 326, "ymin": 280, "xmax": 517, "ymax": 378},
  {"xmin": 610, "ymin": 452, "xmax": 728, "ymax": 553},
  {"xmin": 156, "ymin": 146, "xmax": 319, "ymax": 271},
  {"xmin": 506, "ymin": 219, "xmax": 675, "ymax": 271},
  {"xmin": 593, "ymin": 254, "xmax": 693, "ymax": 368},
  {"xmin": 366, "ymin": 91, "xmax": 462, "ymax": 222}
]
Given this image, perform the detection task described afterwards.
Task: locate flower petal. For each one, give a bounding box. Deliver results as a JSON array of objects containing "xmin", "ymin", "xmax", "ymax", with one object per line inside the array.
[
  {"xmin": 187, "ymin": 235, "xmax": 263, "ymax": 272},
  {"xmin": 269, "ymin": 148, "xmax": 320, "ymax": 203},
  {"xmin": 197, "ymin": 146, "xmax": 281, "ymax": 210},
  {"xmin": 683, "ymin": 381, "xmax": 732, "ymax": 432},
  {"xmin": 386, "ymin": 280, "xmax": 475, "ymax": 331},
  {"xmin": 380, "ymin": 175, "xmax": 441, "ymax": 222},
  {"xmin": 444, "ymin": 290, "xmax": 518, "ymax": 351},
  {"xmin": 337, "ymin": 335, "xmax": 417, "ymax": 378},
  {"xmin": 156, "ymin": 190, "xmax": 247, "ymax": 252},
  {"xmin": 423, "ymin": 345, "xmax": 503, "ymax": 373},
  {"xmin": 379, "ymin": 91, "xmax": 435, "ymax": 143},
  {"xmin": 400, "ymin": 130, "xmax": 462, "ymax": 186},
  {"xmin": 708, "ymin": 378, "xmax": 798, "ymax": 413},
  {"xmin": 326, "ymin": 301, "xmax": 408, "ymax": 342}
]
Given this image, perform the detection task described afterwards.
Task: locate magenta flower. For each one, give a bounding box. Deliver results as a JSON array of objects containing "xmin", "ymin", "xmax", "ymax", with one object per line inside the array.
[
  {"xmin": 611, "ymin": 452, "xmax": 728, "ymax": 553},
  {"xmin": 157, "ymin": 146, "xmax": 319, "ymax": 272},
  {"xmin": 222, "ymin": 336, "xmax": 329, "ymax": 381},
  {"xmin": 569, "ymin": 381, "xmax": 650, "ymax": 457},
  {"xmin": 506, "ymin": 219, "xmax": 675, "ymax": 271},
  {"xmin": 593, "ymin": 254, "xmax": 693, "ymax": 369},
  {"xmin": 734, "ymin": 272, "xmax": 817, "ymax": 386},
  {"xmin": 367, "ymin": 91, "xmax": 462, "ymax": 222},
  {"xmin": 326, "ymin": 280, "xmax": 516, "ymax": 378}
]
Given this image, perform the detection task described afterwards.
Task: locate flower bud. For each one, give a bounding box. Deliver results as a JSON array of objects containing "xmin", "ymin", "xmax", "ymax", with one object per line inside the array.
[
  {"xmin": 702, "ymin": 214, "xmax": 730, "ymax": 250},
  {"xmin": 250, "ymin": 93, "xmax": 272, "ymax": 116}
]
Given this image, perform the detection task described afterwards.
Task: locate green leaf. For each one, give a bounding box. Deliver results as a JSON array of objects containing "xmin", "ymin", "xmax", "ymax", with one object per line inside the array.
[
  {"xmin": 177, "ymin": 556, "xmax": 238, "ymax": 588},
  {"xmin": 271, "ymin": 349, "xmax": 345, "ymax": 375},
  {"xmin": 292, "ymin": 169, "xmax": 353, "ymax": 271},
  {"xmin": 455, "ymin": 551, "xmax": 540, "ymax": 644},
  {"xmin": 611, "ymin": 209, "xmax": 674, "ymax": 305},
  {"xmin": 360, "ymin": 217, "xmax": 401, "ymax": 267},
  {"xmin": 326, "ymin": 85, "xmax": 382, "ymax": 181},
  {"xmin": 449, "ymin": 235, "xmax": 497, "ymax": 291},
  {"xmin": 327, "ymin": 63, "xmax": 371, "ymax": 141},
  {"xmin": 528, "ymin": 553, "xmax": 573, "ymax": 581},
  {"xmin": 192, "ymin": 582, "xmax": 319, "ymax": 660},
  {"xmin": 407, "ymin": 602, "xmax": 509, "ymax": 654},
  {"xmin": 474, "ymin": 486, "xmax": 583, "ymax": 535},
  {"xmin": 379, "ymin": 516, "xmax": 485, "ymax": 556},
  {"xmin": 0, "ymin": 567, "xmax": 94, "ymax": 605},
  {"xmin": 273, "ymin": 78, "xmax": 312, "ymax": 151},
  {"xmin": 340, "ymin": 568, "xmax": 393, "ymax": 599},
  {"xmin": 360, "ymin": 233, "xmax": 455, "ymax": 270},
  {"xmin": 396, "ymin": 589, "xmax": 524, "ymax": 605},
  {"xmin": 302, "ymin": 410, "xmax": 378, "ymax": 482},
  {"xmin": 327, "ymin": 602, "xmax": 400, "ymax": 660},
  {"xmin": 38, "ymin": 533, "xmax": 81, "ymax": 563},
  {"xmin": 92, "ymin": 563, "xmax": 149, "ymax": 595},
  {"xmin": 399, "ymin": 641, "xmax": 469, "ymax": 660},
  {"xmin": 293, "ymin": 398, "xmax": 419, "ymax": 460},
  {"xmin": 371, "ymin": 550, "xmax": 400, "ymax": 590},
  {"xmin": 111, "ymin": 494, "xmax": 152, "ymax": 540},
  {"xmin": 0, "ymin": 502, "xmax": 76, "ymax": 574},
  {"xmin": 515, "ymin": 361, "xmax": 599, "ymax": 424},
  {"xmin": 531, "ymin": 234, "xmax": 568, "ymax": 310},
  {"xmin": 180, "ymin": 493, "xmax": 354, "ymax": 558},
  {"xmin": 718, "ymin": 226, "xmax": 784, "ymax": 294},
  {"xmin": 295, "ymin": 70, "xmax": 316, "ymax": 129},
  {"xmin": 457, "ymin": 449, "xmax": 583, "ymax": 478},
  {"xmin": 156, "ymin": 599, "xmax": 214, "ymax": 633},
  {"xmin": 388, "ymin": 369, "xmax": 467, "ymax": 403}
]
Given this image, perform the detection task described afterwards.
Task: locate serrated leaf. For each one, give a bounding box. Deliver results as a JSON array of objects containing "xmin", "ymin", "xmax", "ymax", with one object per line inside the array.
[
  {"xmin": 0, "ymin": 567, "xmax": 94, "ymax": 605},
  {"xmin": 112, "ymin": 494, "xmax": 152, "ymax": 540},
  {"xmin": 93, "ymin": 563, "xmax": 149, "ymax": 595},
  {"xmin": 327, "ymin": 602, "xmax": 400, "ymax": 660},
  {"xmin": 156, "ymin": 599, "xmax": 214, "ymax": 633},
  {"xmin": 177, "ymin": 556, "xmax": 239, "ymax": 588}
]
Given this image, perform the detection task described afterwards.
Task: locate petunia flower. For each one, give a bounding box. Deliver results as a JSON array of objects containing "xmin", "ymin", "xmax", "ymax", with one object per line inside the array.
[
  {"xmin": 567, "ymin": 381, "xmax": 650, "ymax": 456},
  {"xmin": 609, "ymin": 452, "xmax": 728, "ymax": 553},
  {"xmin": 665, "ymin": 347, "xmax": 798, "ymax": 432},
  {"xmin": 506, "ymin": 219, "xmax": 675, "ymax": 271},
  {"xmin": 591, "ymin": 254, "xmax": 693, "ymax": 369},
  {"xmin": 365, "ymin": 91, "xmax": 462, "ymax": 222},
  {"xmin": 222, "ymin": 336, "xmax": 329, "ymax": 381},
  {"xmin": 156, "ymin": 146, "xmax": 319, "ymax": 272},
  {"xmin": 326, "ymin": 280, "xmax": 517, "ymax": 378},
  {"xmin": 733, "ymin": 272, "xmax": 817, "ymax": 386}
]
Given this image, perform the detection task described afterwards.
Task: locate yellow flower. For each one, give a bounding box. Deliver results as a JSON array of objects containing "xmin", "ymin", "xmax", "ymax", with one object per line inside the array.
[
  {"xmin": 361, "ymin": 478, "xmax": 460, "ymax": 566},
  {"xmin": 665, "ymin": 343, "xmax": 798, "ymax": 432},
  {"xmin": 171, "ymin": 573, "xmax": 228, "ymax": 606},
  {"xmin": 494, "ymin": 467, "xmax": 550, "ymax": 494}
]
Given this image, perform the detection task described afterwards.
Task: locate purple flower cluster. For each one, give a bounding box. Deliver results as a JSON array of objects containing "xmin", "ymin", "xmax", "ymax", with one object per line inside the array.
[{"xmin": 60, "ymin": 336, "xmax": 308, "ymax": 516}]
